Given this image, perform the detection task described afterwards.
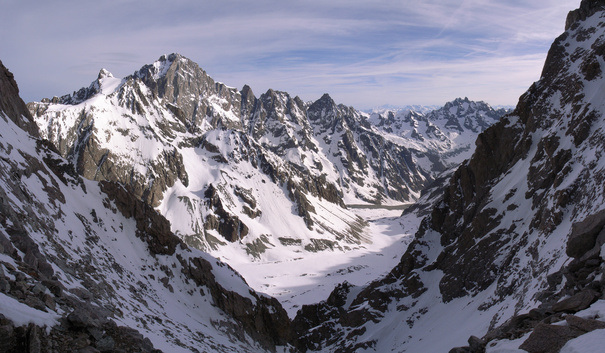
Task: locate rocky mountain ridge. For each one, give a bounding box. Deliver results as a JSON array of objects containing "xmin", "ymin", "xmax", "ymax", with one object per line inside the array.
[
  {"xmin": 0, "ymin": 59, "xmax": 294, "ymax": 352},
  {"xmin": 0, "ymin": 55, "xmax": 504, "ymax": 353},
  {"xmin": 288, "ymin": 1, "xmax": 605, "ymax": 352},
  {"xmin": 28, "ymin": 54, "xmax": 504, "ymax": 268},
  {"xmin": 369, "ymin": 97, "xmax": 509, "ymax": 168}
]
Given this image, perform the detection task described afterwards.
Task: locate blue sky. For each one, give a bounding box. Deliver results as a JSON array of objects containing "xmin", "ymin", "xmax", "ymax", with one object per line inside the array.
[{"xmin": 1, "ymin": 0, "xmax": 579, "ymax": 109}]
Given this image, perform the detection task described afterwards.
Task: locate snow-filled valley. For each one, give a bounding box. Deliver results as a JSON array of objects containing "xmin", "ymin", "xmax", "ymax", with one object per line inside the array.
[
  {"xmin": 28, "ymin": 53, "xmax": 505, "ymax": 320},
  {"xmin": 6, "ymin": 1, "xmax": 605, "ymax": 352},
  {"xmin": 230, "ymin": 205, "xmax": 419, "ymax": 317}
]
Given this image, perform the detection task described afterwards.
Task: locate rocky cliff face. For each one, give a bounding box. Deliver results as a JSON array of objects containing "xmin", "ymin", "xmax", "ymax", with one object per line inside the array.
[
  {"xmin": 289, "ymin": 1, "xmax": 605, "ymax": 351},
  {"xmin": 0, "ymin": 60, "xmax": 39, "ymax": 137},
  {"xmin": 431, "ymin": 0, "xmax": 605, "ymax": 307},
  {"xmin": 0, "ymin": 61, "xmax": 292, "ymax": 352},
  {"xmin": 308, "ymin": 94, "xmax": 433, "ymax": 203}
]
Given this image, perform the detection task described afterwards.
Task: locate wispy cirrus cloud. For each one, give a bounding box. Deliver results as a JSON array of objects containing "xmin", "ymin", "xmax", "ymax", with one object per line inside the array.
[{"xmin": 0, "ymin": 0, "xmax": 579, "ymax": 108}]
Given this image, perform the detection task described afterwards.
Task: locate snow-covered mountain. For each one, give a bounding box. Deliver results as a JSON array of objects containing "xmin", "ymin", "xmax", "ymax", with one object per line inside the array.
[
  {"xmin": 367, "ymin": 104, "xmax": 441, "ymax": 115},
  {"xmin": 1, "ymin": 51, "xmax": 505, "ymax": 351},
  {"xmin": 0, "ymin": 60, "xmax": 293, "ymax": 352},
  {"xmin": 8, "ymin": 1, "xmax": 605, "ymax": 351},
  {"xmin": 290, "ymin": 1, "xmax": 605, "ymax": 351},
  {"xmin": 369, "ymin": 98, "xmax": 509, "ymax": 168},
  {"xmin": 5, "ymin": 0, "xmax": 605, "ymax": 352},
  {"xmin": 29, "ymin": 55, "xmax": 504, "ymax": 217},
  {"xmin": 27, "ymin": 54, "xmax": 504, "ymax": 313}
]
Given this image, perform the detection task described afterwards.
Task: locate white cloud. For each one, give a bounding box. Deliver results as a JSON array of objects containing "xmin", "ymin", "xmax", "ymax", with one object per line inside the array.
[{"xmin": 0, "ymin": 0, "xmax": 580, "ymax": 108}]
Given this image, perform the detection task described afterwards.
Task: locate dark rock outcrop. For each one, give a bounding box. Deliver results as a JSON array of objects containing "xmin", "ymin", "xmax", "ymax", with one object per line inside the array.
[
  {"xmin": 565, "ymin": 0, "xmax": 605, "ymax": 31},
  {"xmin": 519, "ymin": 323, "xmax": 584, "ymax": 353},
  {"xmin": 0, "ymin": 312, "xmax": 162, "ymax": 353},
  {"xmin": 566, "ymin": 209, "xmax": 605, "ymax": 259},
  {"xmin": 204, "ymin": 183, "xmax": 250, "ymax": 242},
  {"xmin": 99, "ymin": 180, "xmax": 181, "ymax": 255},
  {"xmin": 0, "ymin": 60, "xmax": 39, "ymax": 137},
  {"xmin": 180, "ymin": 256, "xmax": 292, "ymax": 351}
]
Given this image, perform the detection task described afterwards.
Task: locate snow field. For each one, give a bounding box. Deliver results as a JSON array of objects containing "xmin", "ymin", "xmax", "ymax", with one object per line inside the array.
[{"xmin": 0, "ymin": 114, "xmax": 271, "ymax": 352}]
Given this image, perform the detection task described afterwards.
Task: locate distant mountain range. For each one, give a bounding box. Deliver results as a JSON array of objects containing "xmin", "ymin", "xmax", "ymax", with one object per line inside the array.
[
  {"xmin": 365, "ymin": 104, "xmax": 442, "ymax": 114},
  {"xmin": 366, "ymin": 102, "xmax": 514, "ymax": 116}
]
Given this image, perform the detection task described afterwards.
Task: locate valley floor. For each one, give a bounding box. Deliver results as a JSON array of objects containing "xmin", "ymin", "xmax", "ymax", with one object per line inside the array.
[{"xmin": 216, "ymin": 204, "xmax": 420, "ymax": 317}]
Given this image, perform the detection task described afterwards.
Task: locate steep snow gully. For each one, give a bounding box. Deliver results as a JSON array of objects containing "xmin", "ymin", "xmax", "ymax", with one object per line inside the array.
[{"xmin": 3, "ymin": 1, "xmax": 605, "ymax": 352}]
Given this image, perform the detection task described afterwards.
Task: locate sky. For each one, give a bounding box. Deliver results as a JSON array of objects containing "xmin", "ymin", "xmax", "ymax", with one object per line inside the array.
[{"xmin": 1, "ymin": 0, "xmax": 580, "ymax": 110}]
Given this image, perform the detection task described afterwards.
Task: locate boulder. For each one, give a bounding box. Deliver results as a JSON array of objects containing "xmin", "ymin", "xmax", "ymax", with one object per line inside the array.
[
  {"xmin": 567, "ymin": 209, "xmax": 605, "ymax": 258},
  {"xmin": 468, "ymin": 335, "xmax": 486, "ymax": 352},
  {"xmin": 551, "ymin": 288, "xmax": 600, "ymax": 313},
  {"xmin": 519, "ymin": 323, "xmax": 583, "ymax": 353},
  {"xmin": 67, "ymin": 308, "xmax": 101, "ymax": 329},
  {"xmin": 565, "ymin": 314, "xmax": 605, "ymax": 332}
]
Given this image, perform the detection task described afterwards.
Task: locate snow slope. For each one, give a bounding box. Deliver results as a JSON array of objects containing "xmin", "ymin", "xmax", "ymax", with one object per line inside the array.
[{"xmin": 0, "ymin": 63, "xmax": 290, "ymax": 351}]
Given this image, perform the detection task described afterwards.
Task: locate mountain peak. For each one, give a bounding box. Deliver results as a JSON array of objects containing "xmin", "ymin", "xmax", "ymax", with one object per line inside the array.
[
  {"xmin": 318, "ymin": 93, "xmax": 334, "ymax": 102},
  {"xmin": 566, "ymin": 0, "xmax": 605, "ymax": 30},
  {"xmin": 97, "ymin": 68, "xmax": 113, "ymax": 80},
  {"xmin": 241, "ymin": 84, "xmax": 253, "ymax": 96},
  {"xmin": 452, "ymin": 96, "xmax": 471, "ymax": 104},
  {"xmin": 311, "ymin": 93, "xmax": 336, "ymax": 109},
  {"xmin": 157, "ymin": 52, "xmax": 187, "ymax": 64},
  {"xmin": 149, "ymin": 53, "xmax": 179, "ymax": 79},
  {"xmin": 307, "ymin": 93, "xmax": 337, "ymax": 118},
  {"xmin": 157, "ymin": 52, "xmax": 188, "ymax": 67},
  {"xmin": 135, "ymin": 53, "xmax": 200, "ymax": 82}
]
